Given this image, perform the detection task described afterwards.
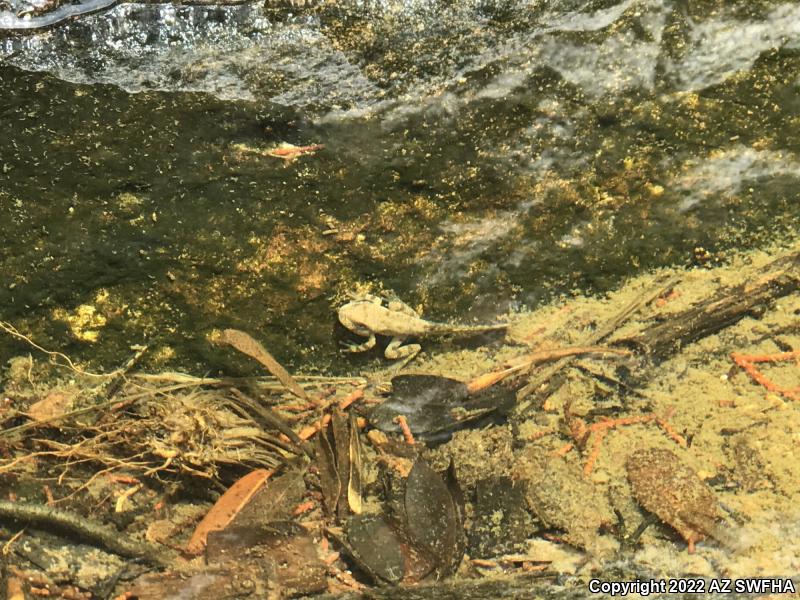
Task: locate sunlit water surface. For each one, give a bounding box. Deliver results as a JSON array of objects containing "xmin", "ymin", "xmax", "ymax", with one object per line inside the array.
[{"xmin": 1, "ymin": 0, "xmax": 798, "ymax": 373}]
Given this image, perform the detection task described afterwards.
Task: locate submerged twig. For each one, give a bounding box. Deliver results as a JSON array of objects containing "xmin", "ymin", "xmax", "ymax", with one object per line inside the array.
[
  {"xmin": 0, "ymin": 397, "xmax": 132, "ymax": 440},
  {"xmin": 0, "ymin": 321, "xmax": 108, "ymax": 378},
  {"xmin": 98, "ymin": 344, "xmax": 149, "ymax": 402},
  {"xmin": 0, "ymin": 501, "xmax": 170, "ymax": 566},
  {"xmin": 132, "ymin": 372, "xmax": 365, "ymax": 386},
  {"xmin": 514, "ymin": 275, "xmax": 680, "ymax": 416},
  {"xmin": 466, "ymin": 346, "xmax": 631, "ymax": 394},
  {"xmin": 228, "ymin": 389, "xmax": 314, "ymax": 458}
]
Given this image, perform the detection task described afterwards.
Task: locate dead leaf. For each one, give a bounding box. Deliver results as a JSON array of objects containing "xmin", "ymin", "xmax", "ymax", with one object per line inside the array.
[
  {"xmin": 28, "ymin": 390, "xmax": 73, "ymax": 422},
  {"xmin": 265, "ymin": 142, "xmax": 324, "ymax": 161},
  {"xmin": 344, "ymin": 515, "xmax": 405, "ymax": 584},
  {"xmin": 331, "ymin": 411, "xmax": 350, "ymax": 519},
  {"xmin": 404, "ymin": 459, "xmax": 465, "ymax": 578},
  {"xmin": 348, "ymin": 412, "xmax": 363, "ymax": 515},
  {"xmin": 206, "ymin": 522, "xmax": 327, "ymax": 596},
  {"xmin": 230, "ymin": 470, "xmax": 306, "ymax": 527},
  {"xmin": 129, "ymin": 568, "xmax": 239, "ymax": 599},
  {"xmin": 185, "ymin": 468, "xmax": 272, "ymax": 555},
  {"xmin": 316, "ymin": 426, "xmax": 341, "ymax": 516},
  {"xmin": 217, "ymin": 329, "xmax": 308, "ymax": 400},
  {"xmin": 6, "ymin": 575, "xmax": 25, "ymax": 600}
]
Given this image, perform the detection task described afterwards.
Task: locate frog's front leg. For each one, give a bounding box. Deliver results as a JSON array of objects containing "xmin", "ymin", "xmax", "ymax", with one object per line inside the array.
[
  {"xmin": 382, "ymin": 293, "xmax": 421, "ymax": 318},
  {"xmin": 346, "ymin": 291, "xmax": 383, "ymax": 305},
  {"xmin": 384, "ymin": 337, "xmax": 421, "ymax": 361}
]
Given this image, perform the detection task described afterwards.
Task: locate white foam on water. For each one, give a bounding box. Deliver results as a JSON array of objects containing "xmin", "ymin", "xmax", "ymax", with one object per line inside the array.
[
  {"xmin": 671, "ymin": 146, "xmax": 800, "ymax": 212},
  {"xmin": 666, "ymin": 3, "xmax": 800, "ymax": 91}
]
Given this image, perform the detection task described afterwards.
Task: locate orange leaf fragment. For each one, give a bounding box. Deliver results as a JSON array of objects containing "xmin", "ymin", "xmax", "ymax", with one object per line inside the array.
[
  {"xmin": 265, "ymin": 143, "xmax": 324, "ymax": 161},
  {"xmin": 185, "ymin": 468, "xmax": 273, "ymax": 555},
  {"xmin": 299, "ymin": 414, "xmax": 331, "ymax": 441},
  {"xmin": 337, "ymin": 388, "xmax": 364, "ymax": 410}
]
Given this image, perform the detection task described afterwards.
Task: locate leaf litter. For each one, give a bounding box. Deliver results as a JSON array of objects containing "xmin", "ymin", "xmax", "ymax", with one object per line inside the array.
[{"xmin": 0, "ymin": 239, "xmax": 798, "ymax": 597}]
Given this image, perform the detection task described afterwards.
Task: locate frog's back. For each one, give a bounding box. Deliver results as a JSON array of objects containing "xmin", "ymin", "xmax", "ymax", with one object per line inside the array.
[{"xmin": 343, "ymin": 301, "xmax": 435, "ymax": 336}]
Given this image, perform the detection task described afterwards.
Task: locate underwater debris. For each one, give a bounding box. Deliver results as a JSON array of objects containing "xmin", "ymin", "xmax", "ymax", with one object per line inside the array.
[
  {"xmin": 731, "ymin": 351, "xmax": 800, "ymax": 402},
  {"xmin": 626, "ymin": 448, "xmax": 727, "ymax": 554},
  {"xmin": 265, "ymin": 143, "xmax": 325, "ymax": 161},
  {"xmin": 512, "ymin": 451, "xmax": 616, "ymax": 556},
  {"xmin": 215, "ymin": 328, "xmax": 308, "ymax": 400}
]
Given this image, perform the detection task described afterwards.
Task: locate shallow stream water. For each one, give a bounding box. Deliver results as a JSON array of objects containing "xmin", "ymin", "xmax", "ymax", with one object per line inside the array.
[{"xmin": 1, "ymin": 0, "xmax": 798, "ymax": 374}]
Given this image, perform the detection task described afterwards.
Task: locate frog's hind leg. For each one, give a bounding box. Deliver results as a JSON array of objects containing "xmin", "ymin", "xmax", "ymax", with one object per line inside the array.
[
  {"xmin": 340, "ymin": 331, "xmax": 377, "ymax": 354},
  {"xmin": 384, "ymin": 337, "xmax": 421, "ymax": 361}
]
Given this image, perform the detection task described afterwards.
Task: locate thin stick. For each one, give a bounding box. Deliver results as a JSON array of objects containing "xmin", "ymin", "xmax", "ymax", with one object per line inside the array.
[
  {"xmin": 0, "ymin": 501, "xmax": 170, "ymax": 566},
  {"xmin": 133, "ymin": 372, "xmax": 364, "ymax": 384},
  {"xmin": 97, "ymin": 344, "xmax": 149, "ymax": 402},
  {"xmin": 466, "ymin": 346, "xmax": 630, "ymax": 394},
  {"xmin": 514, "ymin": 275, "xmax": 680, "ymax": 414},
  {"xmin": 228, "ymin": 389, "xmax": 314, "ymax": 457},
  {"xmin": 0, "ymin": 321, "xmax": 108, "ymax": 378},
  {"xmin": 2, "ymin": 529, "xmax": 25, "ymax": 556},
  {"xmin": 338, "ymin": 388, "xmax": 365, "ymax": 410},
  {"xmin": 299, "ymin": 414, "xmax": 331, "ymax": 440},
  {"xmin": 0, "ymin": 398, "xmax": 125, "ymax": 440},
  {"xmin": 0, "ymin": 382, "xmax": 201, "ymax": 440}
]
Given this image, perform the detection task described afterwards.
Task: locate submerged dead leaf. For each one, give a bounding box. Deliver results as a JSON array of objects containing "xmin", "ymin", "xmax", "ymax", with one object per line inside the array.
[
  {"xmin": 344, "ymin": 514, "xmax": 405, "ymax": 584},
  {"xmin": 315, "ymin": 411, "xmax": 364, "ymax": 518},
  {"xmin": 129, "ymin": 568, "xmax": 234, "ymax": 600},
  {"xmin": 230, "ymin": 470, "xmax": 306, "ymax": 528},
  {"xmin": 372, "ymin": 374, "xmax": 513, "ymax": 442},
  {"xmin": 317, "ymin": 424, "xmax": 341, "ymax": 517},
  {"xmin": 185, "ymin": 468, "xmax": 272, "ymax": 555},
  {"xmin": 206, "ymin": 521, "xmax": 327, "ymax": 596},
  {"xmin": 6, "ymin": 576, "xmax": 24, "ymax": 600},
  {"xmin": 316, "ymin": 411, "xmax": 365, "ymax": 518},
  {"xmin": 332, "ymin": 411, "xmax": 350, "ymax": 519},
  {"xmin": 404, "ymin": 459, "xmax": 465, "ymax": 579},
  {"xmin": 442, "ymin": 461, "xmax": 467, "ymax": 574},
  {"xmin": 627, "ymin": 448, "xmax": 727, "ymax": 552},
  {"xmin": 348, "ymin": 412, "xmax": 363, "ymax": 515},
  {"xmin": 28, "ymin": 390, "xmax": 73, "ymax": 422},
  {"xmin": 513, "ymin": 450, "xmax": 615, "ymax": 555},
  {"xmin": 217, "ymin": 329, "xmax": 308, "ymax": 400}
]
